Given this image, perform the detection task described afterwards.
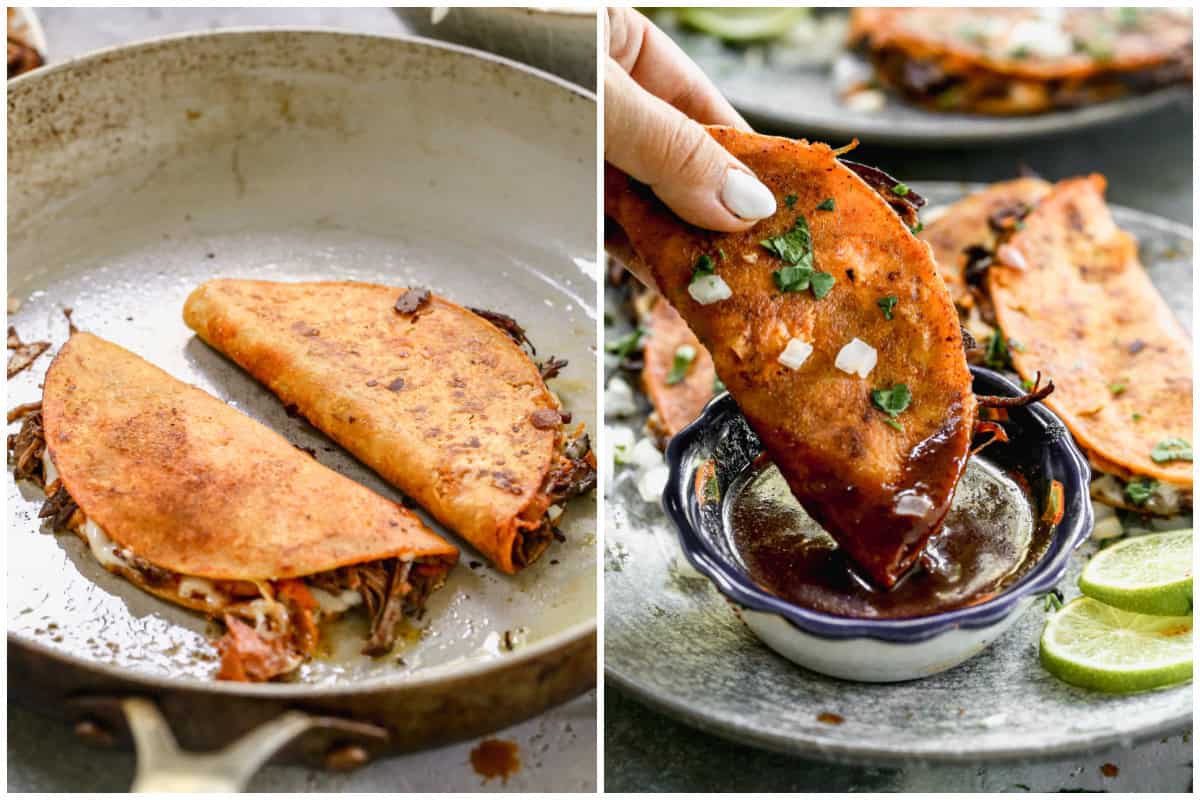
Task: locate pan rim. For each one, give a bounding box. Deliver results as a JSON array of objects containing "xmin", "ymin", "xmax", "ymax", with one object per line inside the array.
[{"xmin": 8, "ymin": 26, "xmax": 597, "ymax": 696}]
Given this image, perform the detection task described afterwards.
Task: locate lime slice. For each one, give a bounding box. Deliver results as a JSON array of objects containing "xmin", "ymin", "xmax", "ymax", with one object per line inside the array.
[
  {"xmin": 1079, "ymin": 529, "xmax": 1193, "ymax": 616},
  {"xmin": 1040, "ymin": 597, "xmax": 1192, "ymax": 693},
  {"xmin": 674, "ymin": 8, "xmax": 809, "ymax": 43}
]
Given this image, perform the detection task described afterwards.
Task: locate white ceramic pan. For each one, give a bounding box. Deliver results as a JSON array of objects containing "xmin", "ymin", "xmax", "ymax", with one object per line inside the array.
[{"xmin": 7, "ymin": 29, "xmax": 596, "ymax": 789}]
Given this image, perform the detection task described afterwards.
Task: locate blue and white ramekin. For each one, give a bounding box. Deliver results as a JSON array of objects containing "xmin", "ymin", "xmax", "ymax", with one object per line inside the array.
[{"xmin": 664, "ymin": 366, "xmax": 1093, "ymax": 682}]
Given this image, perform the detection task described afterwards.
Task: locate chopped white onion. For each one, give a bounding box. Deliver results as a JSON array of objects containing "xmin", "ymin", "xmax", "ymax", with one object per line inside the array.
[
  {"xmin": 430, "ymin": 7, "xmax": 449, "ymax": 24},
  {"xmin": 637, "ymin": 464, "xmax": 671, "ymax": 504},
  {"xmin": 1006, "ymin": 18, "xmax": 1073, "ymax": 58},
  {"xmin": 834, "ymin": 337, "xmax": 877, "ymax": 378},
  {"xmin": 1091, "ymin": 516, "xmax": 1124, "ymax": 541},
  {"xmin": 628, "ymin": 437, "xmax": 664, "ymax": 470},
  {"xmin": 688, "ymin": 274, "xmax": 732, "ymax": 305},
  {"xmin": 844, "ymin": 89, "xmax": 886, "ymax": 113},
  {"xmin": 547, "ymin": 504, "xmax": 564, "ymax": 521},
  {"xmin": 607, "ymin": 425, "xmax": 636, "ymax": 465},
  {"xmin": 604, "ymin": 376, "xmax": 639, "ymax": 418},
  {"xmin": 778, "ymin": 338, "xmax": 814, "ymax": 370},
  {"xmin": 996, "ymin": 244, "xmax": 1028, "ymax": 270},
  {"xmin": 894, "ymin": 492, "xmax": 934, "ymax": 518}
]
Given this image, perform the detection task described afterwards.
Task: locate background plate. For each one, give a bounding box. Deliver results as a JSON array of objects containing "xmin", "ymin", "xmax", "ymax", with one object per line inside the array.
[
  {"xmin": 603, "ymin": 182, "xmax": 1192, "ymax": 764},
  {"xmin": 661, "ymin": 15, "xmax": 1192, "ymax": 147}
]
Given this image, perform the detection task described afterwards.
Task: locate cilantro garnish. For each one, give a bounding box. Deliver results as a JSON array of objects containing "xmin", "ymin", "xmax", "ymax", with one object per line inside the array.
[
  {"xmin": 877, "ymin": 295, "xmax": 898, "ymax": 320},
  {"xmin": 1132, "ymin": 412, "xmax": 1143, "ymax": 422},
  {"xmin": 693, "ymin": 254, "xmax": 715, "ymax": 277},
  {"xmin": 1108, "ymin": 381, "xmax": 1127, "ymax": 396},
  {"xmin": 816, "ymin": 197, "xmax": 835, "ymax": 212},
  {"xmin": 810, "ymin": 271, "xmax": 836, "ymax": 299},
  {"xmin": 909, "ymin": 220, "xmax": 924, "ymax": 234},
  {"xmin": 871, "ymin": 383, "xmax": 912, "ymax": 431},
  {"xmin": 984, "ymin": 329, "xmax": 1012, "ymax": 370},
  {"xmin": 784, "ymin": 194, "xmax": 797, "ymax": 209},
  {"xmin": 891, "ymin": 183, "xmax": 910, "ymax": 197},
  {"xmin": 605, "ymin": 327, "xmax": 645, "ymax": 358},
  {"xmin": 1124, "ymin": 477, "xmax": 1158, "ymax": 507},
  {"xmin": 1151, "ymin": 437, "xmax": 1192, "ymax": 464},
  {"xmin": 666, "ymin": 345, "xmax": 696, "ymax": 386},
  {"xmin": 761, "ymin": 216, "xmax": 813, "ymax": 268},
  {"xmin": 762, "ymin": 215, "xmax": 834, "ymax": 300}
]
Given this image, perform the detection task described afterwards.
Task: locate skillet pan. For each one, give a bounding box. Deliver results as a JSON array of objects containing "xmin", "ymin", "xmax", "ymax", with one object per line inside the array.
[{"xmin": 7, "ymin": 29, "xmax": 597, "ymax": 786}]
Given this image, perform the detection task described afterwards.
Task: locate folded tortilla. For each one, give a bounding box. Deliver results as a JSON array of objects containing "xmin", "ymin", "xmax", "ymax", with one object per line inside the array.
[
  {"xmin": 849, "ymin": 8, "xmax": 1192, "ymax": 114},
  {"xmin": 18, "ymin": 332, "xmax": 458, "ymax": 681},
  {"xmin": 988, "ymin": 175, "xmax": 1193, "ymax": 497},
  {"xmin": 639, "ymin": 293, "xmax": 717, "ymax": 441},
  {"xmin": 920, "ymin": 176, "xmax": 1051, "ymax": 322},
  {"xmin": 183, "ymin": 279, "xmax": 594, "ymax": 574},
  {"xmin": 606, "ymin": 129, "xmax": 977, "ymax": 588}
]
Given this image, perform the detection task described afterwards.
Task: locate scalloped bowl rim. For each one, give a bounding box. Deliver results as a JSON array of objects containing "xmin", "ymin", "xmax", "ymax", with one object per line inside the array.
[{"xmin": 664, "ymin": 366, "xmax": 1095, "ymax": 643}]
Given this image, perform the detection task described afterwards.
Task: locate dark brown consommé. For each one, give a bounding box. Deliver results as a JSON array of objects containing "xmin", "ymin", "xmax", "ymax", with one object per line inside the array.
[{"xmin": 726, "ymin": 459, "xmax": 1051, "ymax": 619}]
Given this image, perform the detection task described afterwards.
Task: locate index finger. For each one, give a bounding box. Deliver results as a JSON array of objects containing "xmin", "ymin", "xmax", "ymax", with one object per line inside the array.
[{"xmin": 606, "ymin": 8, "xmax": 750, "ymax": 131}]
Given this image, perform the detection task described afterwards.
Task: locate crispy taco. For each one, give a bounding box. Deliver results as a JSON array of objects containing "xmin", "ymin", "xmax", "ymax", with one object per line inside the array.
[
  {"xmin": 8, "ymin": 332, "xmax": 458, "ymax": 682},
  {"xmin": 183, "ymin": 280, "xmax": 595, "ymax": 574},
  {"xmin": 848, "ymin": 8, "xmax": 1192, "ymax": 115},
  {"xmin": 985, "ymin": 175, "xmax": 1192, "ymax": 515},
  {"xmin": 606, "ymin": 128, "xmax": 978, "ymax": 589},
  {"xmin": 919, "ymin": 176, "xmax": 1052, "ymax": 343}
]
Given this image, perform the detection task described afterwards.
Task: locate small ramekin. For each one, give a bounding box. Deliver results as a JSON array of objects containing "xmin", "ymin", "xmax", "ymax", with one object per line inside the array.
[{"xmin": 664, "ymin": 366, "xmax": 1093, "ymax": 682}]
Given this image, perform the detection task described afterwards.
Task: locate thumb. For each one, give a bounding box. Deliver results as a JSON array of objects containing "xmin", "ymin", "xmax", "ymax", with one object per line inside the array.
[{"xmin": 605, "ymin": 64, "xmax": 775, "ymax": 233}]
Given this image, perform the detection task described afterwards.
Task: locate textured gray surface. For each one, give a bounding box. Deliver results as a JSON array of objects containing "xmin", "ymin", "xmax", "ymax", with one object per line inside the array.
[
  {"xmin": 603, "ymin": 186, "xmax": 1193, "ymax": 789},
  {"xmin": 10, "ymin": 7, "xmax": 597, "ymax": 793}
]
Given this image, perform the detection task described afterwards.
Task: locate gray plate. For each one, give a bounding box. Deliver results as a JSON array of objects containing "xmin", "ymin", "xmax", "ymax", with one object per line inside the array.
[
  {"xmin": 603, "ymin": 182, "xmax": 1193, "ymax": 765},
  {"xmin": 664, "ymin": 20, "xmax": 1192, "ymax": 147},
  {"xmin": 8, "ymin": 30, "xmax": 596, "ymax": 696}
]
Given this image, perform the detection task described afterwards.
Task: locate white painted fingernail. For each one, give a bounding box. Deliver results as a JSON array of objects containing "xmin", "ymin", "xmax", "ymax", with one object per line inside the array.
[{"xmin": 721, "ymin": 169, "xmax": 776, "ymax": 220}]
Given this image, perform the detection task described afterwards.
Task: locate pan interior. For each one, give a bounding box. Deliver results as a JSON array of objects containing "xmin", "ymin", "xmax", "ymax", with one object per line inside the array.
[{"xmin": 7, "ymin": 31, "xmax": 596, "ymax": 686}]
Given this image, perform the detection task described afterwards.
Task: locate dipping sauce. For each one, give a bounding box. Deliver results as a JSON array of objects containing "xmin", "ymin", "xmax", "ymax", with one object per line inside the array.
[{"xmin": 726, "ymin": 458, "xmax": 1050, "ymax": 619}]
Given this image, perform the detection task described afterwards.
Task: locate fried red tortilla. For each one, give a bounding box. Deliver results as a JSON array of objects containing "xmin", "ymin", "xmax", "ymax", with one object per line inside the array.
[
  {"xmin": 184, "ymin": 280, "xmax": 595, "ymax": 574},
  {"xmin": 641, "ymin": 294, "xmax": 717, "ymax": 440},
  {"xmin": 849, "ymin": 8, "xmax": 1192, "ymax": 115},
  {"xmin": 987, "ymin": 175, "xmax": 1193, "ymax": 491},
  {"xmin": 606, "ymin": 128, "xmax": 977, "ymax": 589},
  {"xmin": 27, "ymin": 332, "xmax": 458, "ymax": 680}
]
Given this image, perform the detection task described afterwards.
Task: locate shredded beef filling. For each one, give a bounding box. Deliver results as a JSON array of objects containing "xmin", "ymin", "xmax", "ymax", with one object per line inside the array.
[
  {"xmin": 216, "ymin": 615, "xmax": 301, "ymax": 683},
  {"xmin": 8, "ymin": 407, "xmax": 45, "ymax": 484}
]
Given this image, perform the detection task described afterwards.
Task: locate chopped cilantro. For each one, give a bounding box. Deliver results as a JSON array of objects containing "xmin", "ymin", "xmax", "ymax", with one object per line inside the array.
[
  {"xmin": 816, "ymin": 197, "xmax": 835, "ymax": 212},
  {"xmin": 1108, "ymin": 381, "xmax": 1127, "ymax": 396},
  {"xmin": 784, "ymin": 194, "xmax": 798, "ymax": 209},
  {"xmin": 713, "ymin": 375, "xmax": 726, "ymax": 394},
  {"xmin": 891, "ymin": 183, "xmax": 910, "ymax": 197},
  {"xmin": 877, "ymin": 295, "xmax": 898, "ymax": 320},
  {"xmin": 761, "ymin": 215, "xmax": 813, "ymax": 269},
  {"xmin": 871, "ymin": 383, "xmax": 912, "ymax": 430},
  {"xmin": 810, "ymin": 271, "xmax": 836, "ymax": 299},
  {"xmin": 773, "ymin": 264, "xmax": 814, "ymax": 293},
  {"xmin": 909, "ymin": 220, "xmax": 924, "ymax": 234},
  {"xmin": 1124, "ymin": 477, "xmax": 1158, "ymax": 507},
  {"xmin": 1117, "ymin": 7, "xmax": 1139, "ymax": 28},
  {"xmin": 1132, "ymin": 412, "xmax": 1143, "ymax": 422},
  {"xmin": 1151, "ymin": 437, "xmax": 1192, "ymax": 464},
  {"xmin": 666, "ymin": 344, "xmax": 696, "ymax": 385},
  {"xmin": 1009, "ymin": 45, "xmax": 1031, "ymax": 59},
  {"xmin": 1043, "ymin": 592, "xmax": 1063, "ymax": 613},
  {"xmin": 1014, "ymin": 220, "xmax": 1026, "ymax": 231},
  {"xmin": 605, "ymin": 327, "xmax": 645, "ymax": 358},
  {"xmin": 984, "ymin": 329, "xmax": 1012, "ymax": 370},
  {"xmin": 717, "ymin": 247, "xmax": 727, "ymax": 262},
  {"xmin": 693, "ymin": 253, "xmax": 715, "ymax": 277}
]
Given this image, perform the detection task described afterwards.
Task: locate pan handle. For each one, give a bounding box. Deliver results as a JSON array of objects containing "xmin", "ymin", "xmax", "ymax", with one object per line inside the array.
[{"xmin": 115, "ymin": 698, "xmax": 385, "ymax": 792}]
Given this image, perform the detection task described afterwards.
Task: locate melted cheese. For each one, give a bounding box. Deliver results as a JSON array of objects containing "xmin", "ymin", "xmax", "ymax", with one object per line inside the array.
[
  {"xmin": 42, "ymin": 450, "xmax": 59, "ymax": 487},
  {"xmin": 83, "ymin": 518, "xmax": 132, "ymax": 571},
  {"xmin": 178, "ymin": 577, "xmax": 228, "ymax": 608},
  {"xmin": 309, "ymin": 586, "xmax": 363, "ymax": 615}
]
